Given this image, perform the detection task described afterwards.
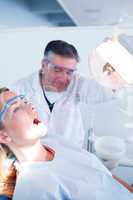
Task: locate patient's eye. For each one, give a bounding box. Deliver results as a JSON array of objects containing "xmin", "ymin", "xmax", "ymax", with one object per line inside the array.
[{"xmin": 13, "ymin": 107, "xmax": 20, "ymax": 113}]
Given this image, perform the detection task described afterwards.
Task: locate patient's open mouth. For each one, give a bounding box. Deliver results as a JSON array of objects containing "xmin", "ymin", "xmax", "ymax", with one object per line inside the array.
[{"xmin": 33, "ymin": 118, "xmax": 41, "ymax": 125}]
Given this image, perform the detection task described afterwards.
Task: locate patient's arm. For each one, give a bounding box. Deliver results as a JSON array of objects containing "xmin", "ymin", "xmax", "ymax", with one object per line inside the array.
[{"xmin": 113, "ymin": 175, "xmax": 133, "ymax": 193}]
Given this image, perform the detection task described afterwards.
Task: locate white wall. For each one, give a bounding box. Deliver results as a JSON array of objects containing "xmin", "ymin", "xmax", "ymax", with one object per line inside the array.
[{"xmin": 1, "ymin": 26, "xmax": 133, "ymax": 85}]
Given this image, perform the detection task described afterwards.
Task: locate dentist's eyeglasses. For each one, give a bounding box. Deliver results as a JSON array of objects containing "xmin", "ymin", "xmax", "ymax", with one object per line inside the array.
[{"xmin": 43, "ymin": 59, "xmax": 77, "ymax": 76}]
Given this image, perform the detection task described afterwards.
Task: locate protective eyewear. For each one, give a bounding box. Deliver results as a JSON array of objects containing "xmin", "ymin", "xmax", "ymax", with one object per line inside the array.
[
  {"xmin": 44, "ymin": 59, "xmax": 77, "ymax": 76},
  {"xmin": 0, "ymin": 95, "xmax": 25, "ymax": 122}
]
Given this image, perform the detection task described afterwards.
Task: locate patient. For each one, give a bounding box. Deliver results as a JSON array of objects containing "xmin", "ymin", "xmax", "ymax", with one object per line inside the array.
[{"xmin": 0, "ymin": 87, "xmax": 132, "ymax": 200}]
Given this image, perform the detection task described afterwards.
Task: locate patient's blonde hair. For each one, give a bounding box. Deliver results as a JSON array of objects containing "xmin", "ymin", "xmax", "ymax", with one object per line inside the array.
[{"xmin": 0, "ymin": 87, "xmax": 17, "ymax": 198}]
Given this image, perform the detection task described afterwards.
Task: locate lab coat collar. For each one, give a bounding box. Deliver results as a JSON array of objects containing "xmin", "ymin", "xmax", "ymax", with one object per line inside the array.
[
  {"xmin": 29, "ymin": 71, "xmax": 51, "ymax": 115},
  {"xmin": 30, "ymin": 71, "xmax": 80, "ymax": 108},
  {"xmin": 31, "ymin": 71, "xmax": 42, "ymax": 93}
]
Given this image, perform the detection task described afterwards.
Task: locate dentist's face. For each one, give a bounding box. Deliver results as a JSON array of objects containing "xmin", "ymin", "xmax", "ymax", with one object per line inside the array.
[
  {"xmin": 41, "ymin": 54, "xmax": 77, "ymax": 92},
  {"xmin": 0, "ymin": 91, "xmax": 45, "ymax": 147}
]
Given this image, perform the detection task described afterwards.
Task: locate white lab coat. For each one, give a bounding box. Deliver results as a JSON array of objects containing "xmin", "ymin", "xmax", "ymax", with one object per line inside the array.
[
  {"xmin": 9, "ymin": 72, "xmax": 115, "ymax": 148},
  {"xmin": 13, "ymin": 139, "xmax": 133, "ymax": 200}
]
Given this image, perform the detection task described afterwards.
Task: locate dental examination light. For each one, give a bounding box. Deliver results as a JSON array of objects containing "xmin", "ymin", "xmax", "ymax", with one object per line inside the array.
[
  {"xmin": 89, "ymin": 35, "xmax": 133, "ymax": 164},
  {"xmin": 89, "ymin": 35, "xmax": 133, "ymax": 90}
]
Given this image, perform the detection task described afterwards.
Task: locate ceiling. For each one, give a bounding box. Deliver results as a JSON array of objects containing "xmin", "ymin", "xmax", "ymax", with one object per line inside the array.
[
  {"xmin": 30, "ymin": 0, "xmax": 133, "ymax": 27},
  {"xmin": 57, "ymin": 0, "xmax": 133, "ymax": 26},
  {"xmin": 1, "ymin": 0, "xmax": 133, "ymax": 28},
  {"xmin": 29, "ymin": 0, "xmax": 76, "ymax": 26}
]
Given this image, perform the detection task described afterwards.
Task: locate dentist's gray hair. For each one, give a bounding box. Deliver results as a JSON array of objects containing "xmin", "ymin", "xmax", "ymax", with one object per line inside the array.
[{"xmin": 44, "ymin": 40, "xmax": 80, "ymax": 62}]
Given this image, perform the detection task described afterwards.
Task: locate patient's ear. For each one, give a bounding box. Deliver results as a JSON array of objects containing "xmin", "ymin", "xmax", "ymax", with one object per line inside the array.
[{"xmin": 0, "ymin": 130, "xmax": 12, "ymax": 144}]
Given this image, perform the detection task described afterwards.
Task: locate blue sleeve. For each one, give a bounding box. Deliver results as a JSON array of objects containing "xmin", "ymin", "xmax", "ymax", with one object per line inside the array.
[{"xmin": 0, "ymin": 195, "xmax": 11, "ymax": 200}]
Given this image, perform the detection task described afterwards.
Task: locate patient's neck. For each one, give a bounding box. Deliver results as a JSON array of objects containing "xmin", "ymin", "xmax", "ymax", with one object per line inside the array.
[{"xmin": 9, "ymin": 141, "xmax": 48, "ymax": 163}]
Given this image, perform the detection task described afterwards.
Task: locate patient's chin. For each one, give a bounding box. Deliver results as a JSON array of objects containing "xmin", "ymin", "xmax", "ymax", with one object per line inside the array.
[
  {"xmin": 37, "ymin": 122, "xmax": 47, "ymax": 137},
  {"xmin": 31, "ymin": 121, "xmax": 47, "ymax": 138}
]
